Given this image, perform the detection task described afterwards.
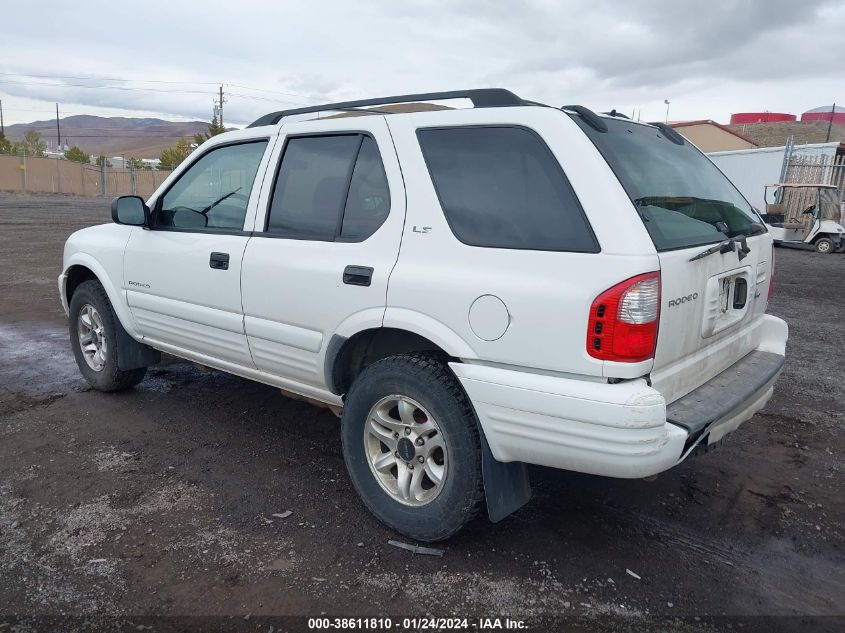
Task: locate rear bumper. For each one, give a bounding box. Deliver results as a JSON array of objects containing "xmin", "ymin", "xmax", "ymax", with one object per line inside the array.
[{"xmin": 451, "ymin": 314, "xmax": 788, "ymax": 479}]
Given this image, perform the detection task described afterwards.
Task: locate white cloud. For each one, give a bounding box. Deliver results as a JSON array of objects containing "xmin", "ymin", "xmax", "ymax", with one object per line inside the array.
[{"xmin": 1, "ymin": 0, "xmax": 843, "ymax": 126}]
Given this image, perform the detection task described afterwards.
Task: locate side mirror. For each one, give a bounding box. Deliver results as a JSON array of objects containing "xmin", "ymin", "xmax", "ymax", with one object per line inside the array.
[{"xmin": 111, "ymin": 196, "xmax": 149, "ymax": 226}]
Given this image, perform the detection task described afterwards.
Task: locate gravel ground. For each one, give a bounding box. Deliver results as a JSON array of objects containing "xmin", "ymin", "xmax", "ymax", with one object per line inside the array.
[{"xmin": 0, "ymin": 194, "xmax": 842, "ymax": 632}]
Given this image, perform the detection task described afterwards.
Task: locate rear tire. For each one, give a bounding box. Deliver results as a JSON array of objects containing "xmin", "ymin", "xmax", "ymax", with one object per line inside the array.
[
  {"xmin": 814, "ymin": 237, "xmax": 833, "ymax": 253},
  {"xmin": 835, "ymin": 241, "xmax": 845, "ymax": 253},
  {"xmin": 341, "ymin": 353, "xmax": 483, "ymax": 542},
  {"xmin": 69, "ymin": 280, "xmax": 147, "ymax": 392}
]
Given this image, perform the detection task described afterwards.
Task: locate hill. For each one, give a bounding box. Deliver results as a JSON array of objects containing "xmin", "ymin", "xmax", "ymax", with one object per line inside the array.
[{"xmin": 3, "ymin": 115, "xmax": 210, "ymax": 159}]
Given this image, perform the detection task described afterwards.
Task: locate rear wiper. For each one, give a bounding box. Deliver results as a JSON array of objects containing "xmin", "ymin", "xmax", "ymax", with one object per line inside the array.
[{"xmin": 689, "ymin": 236, "xmax": 750, "ymax": 262}]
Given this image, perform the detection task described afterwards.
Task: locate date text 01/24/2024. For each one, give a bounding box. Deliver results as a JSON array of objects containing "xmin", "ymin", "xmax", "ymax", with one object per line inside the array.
[{"xmin": 307, "ymin": 617, "xmax": 527, "ymax": 630}]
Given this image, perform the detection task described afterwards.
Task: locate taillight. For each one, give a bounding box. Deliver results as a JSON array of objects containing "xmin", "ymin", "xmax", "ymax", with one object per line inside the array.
[
  {"xmin": 587, "ymin": 272, "xmax": 661, "ymax": 362},
  {"xmin": 767, "ymin": 246, "xmax": 775, "ymax": 307}
]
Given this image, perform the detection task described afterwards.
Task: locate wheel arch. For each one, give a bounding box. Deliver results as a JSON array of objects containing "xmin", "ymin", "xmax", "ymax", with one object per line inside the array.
[
  {"xmin": 326, "ymin": 327, "xmax": 452, "ymax": 396},
  {"xmin": 62, "ymin": 254, "xmax": 139, "ymax": 339},
  {"xmin": 326, "ymin": 310, "xmax": 479, "ymax": 396}
]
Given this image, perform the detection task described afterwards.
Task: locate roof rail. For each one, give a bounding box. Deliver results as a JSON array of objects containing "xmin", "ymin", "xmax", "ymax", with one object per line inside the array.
[
  {"xmin": 651, "ymin": 122, "xmax": 686, "ymax": 145},
  {"xmin": 562, "ymin": 105, "xmax": 608, "ymax": 132},
  {"xmin": 247, "ymin": 88, "xmax": 524, "ymax": 128}
]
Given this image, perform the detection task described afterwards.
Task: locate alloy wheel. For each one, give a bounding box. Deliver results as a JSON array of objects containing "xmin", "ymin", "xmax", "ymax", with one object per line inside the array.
[{"xmin": 364, "ymin": 395, "xmax": 448, "ymax": 506}]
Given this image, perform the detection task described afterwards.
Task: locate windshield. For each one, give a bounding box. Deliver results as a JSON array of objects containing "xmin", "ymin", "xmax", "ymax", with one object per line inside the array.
[
  {"xmin": 571, "ymin": 115, "xmax": 765, "ymax": 251},
  {"xmin": 820, "ymin": 188, "xmax": 842, "ymax": 221}
]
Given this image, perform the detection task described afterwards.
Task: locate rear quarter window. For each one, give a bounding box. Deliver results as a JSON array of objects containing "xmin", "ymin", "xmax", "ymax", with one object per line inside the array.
[{"xmin": 417, "ymin": 126, "xmax": 598, "ymax": 252}]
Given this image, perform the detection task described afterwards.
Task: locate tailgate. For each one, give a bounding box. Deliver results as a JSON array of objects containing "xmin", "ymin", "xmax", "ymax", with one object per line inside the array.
[{"xmin": 650, "ymin": 233, "xmax": 773, "ymax": 404}]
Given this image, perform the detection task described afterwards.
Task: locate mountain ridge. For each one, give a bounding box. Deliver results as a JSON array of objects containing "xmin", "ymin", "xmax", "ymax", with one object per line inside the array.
[{"xmin": 4, "ymin": 115, "xmax": 211, "ymax": 159}]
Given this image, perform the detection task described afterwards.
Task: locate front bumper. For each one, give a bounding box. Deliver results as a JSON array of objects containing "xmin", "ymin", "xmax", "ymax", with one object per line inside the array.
[{"xmin": 451, "ymin": 315, "xmax": 788, "ymax": 479}]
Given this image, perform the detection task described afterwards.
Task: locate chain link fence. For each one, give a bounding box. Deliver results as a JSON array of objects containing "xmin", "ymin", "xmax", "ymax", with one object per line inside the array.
[{"xmin": 0, "ymin": 154, "xmax": 172, "ymax": 198}]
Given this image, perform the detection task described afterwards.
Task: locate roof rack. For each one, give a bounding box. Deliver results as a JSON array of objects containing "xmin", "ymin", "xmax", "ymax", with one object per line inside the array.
[
  {"xmin": 562, "ymin": 105, "xmax": 608, "ymax": 132},
  {"xmin": 650, "ymin": 122, "xmax": 686, "ymax": 145},
  {"xmin": 247, "ymin": 88, "xmax": 525, "ymax": 128}
]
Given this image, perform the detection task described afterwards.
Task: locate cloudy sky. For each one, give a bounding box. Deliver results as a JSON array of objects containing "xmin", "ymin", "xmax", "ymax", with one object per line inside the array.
[{"xmin": 1, "ymin": 0, "xmax": 843, "ymax": 127}]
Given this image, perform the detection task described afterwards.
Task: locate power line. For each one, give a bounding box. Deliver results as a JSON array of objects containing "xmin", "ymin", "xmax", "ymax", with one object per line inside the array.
[
  {"xmin": 25, "ymin": 134, "xmax": 208, "ymax": 138},
  {"xmin": 225, "ymin": 82, "xmax": 315, "ymax": 101},
  {"xmin": 0, "ymin": 71, "xmax": 221, "ymax": 86},
  {"xmin": 0, "ymin": 71, "xmax": 319, "ymax": 102},
  {"xmin": 0, "ymin": 78, "xmax": 215, "ymax": 95}
]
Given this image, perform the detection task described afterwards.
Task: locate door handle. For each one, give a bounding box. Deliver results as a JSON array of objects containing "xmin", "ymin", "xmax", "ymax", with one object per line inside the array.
[
  {"xmin": 343, "ymin": 265, "xmax": 373, "ymax": 287},
  {"xmin": 209, "ymin": 252, "xmax": 230, "ymax": 270}
]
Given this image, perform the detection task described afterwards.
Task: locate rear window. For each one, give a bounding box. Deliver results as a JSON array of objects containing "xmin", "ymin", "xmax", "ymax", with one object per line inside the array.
[
  {"xmin": 417, "ymin": 126, "xmax": 598, "ymax": 252},
  {"xmin": 572, "ymin": 116, "xmax": 765, "ymax": 252}
]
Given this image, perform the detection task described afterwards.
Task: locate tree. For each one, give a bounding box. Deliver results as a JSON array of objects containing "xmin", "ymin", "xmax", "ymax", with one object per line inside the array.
[
  {"xmin": 95, "ymin": 154, "xmax": 111, "ymax": 168},
  {"xmin": 125, "ymin": 157, "xmax": 145, "ymax": 170},
  {"xmin": 159, "ymin": 138, "xmax": 193, "ymax": 170},
  {"xmin": 193, "ymin": 114, "xmax": 225, "ymax": 145},
  {"xmin": 0, "ymin": 131, "xmax": 11, "ymax": 154},
  {"xmin": 21, "ymin": 130, "xmax": 47, "ymax": 157},
  {"xmin": 65, "ymin": 146, "xmax": 90, "ymax": 164}
]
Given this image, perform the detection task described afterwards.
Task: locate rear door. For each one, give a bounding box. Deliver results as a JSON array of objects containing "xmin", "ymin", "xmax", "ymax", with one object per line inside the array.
[
  {"xmin": 571, "ymin": 114, "xmax": 773, "ymax": 403},
  {"xmin": 652, "ymin": 233, "xmax": 771, "ymax": 403},
  {"xmin": 241, "ymin": 116, "xmax": 405, "ymax": 397}
]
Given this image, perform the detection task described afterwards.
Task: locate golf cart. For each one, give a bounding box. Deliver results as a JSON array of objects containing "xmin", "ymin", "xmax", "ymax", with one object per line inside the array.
[{"xmin": 761, "ymin": 183, "xmax": 845, "ymax": 253}]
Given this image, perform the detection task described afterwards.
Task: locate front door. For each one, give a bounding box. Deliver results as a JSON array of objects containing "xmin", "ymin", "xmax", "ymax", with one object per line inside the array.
[
  {"xmin": 241, "ymin": 117, "xmax": 405, "ymax": 396},
  {"xmin": 124, "ymin": 138, "xmax": 273, "ymax": 368}
]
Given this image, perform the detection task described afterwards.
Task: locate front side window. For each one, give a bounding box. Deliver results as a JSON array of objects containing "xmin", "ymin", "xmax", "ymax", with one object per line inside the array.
[
  {"xmin": 417, "ymin": 126, "xmax": 598, "ymax": 252},
  {"xmin": 266, "ymin": 134, "xmax": 390, "ymax": 241},
  {"xmin": 572, "ymin": 116, "xmax": 765, "ymax": 251},
  {"xmin": 157, "ymin": 141, "xmax": 268, "ymax": 231}
]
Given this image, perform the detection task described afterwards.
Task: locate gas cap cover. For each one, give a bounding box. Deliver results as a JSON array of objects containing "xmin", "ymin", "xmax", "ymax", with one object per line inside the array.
[{"xmin": 468, "ymin": 295, "xmax": 510, "ymax": 341}]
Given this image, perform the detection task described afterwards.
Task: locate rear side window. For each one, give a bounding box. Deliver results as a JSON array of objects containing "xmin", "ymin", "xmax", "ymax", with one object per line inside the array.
[
  {"xmin": 266, "ymin": 134, "xmax": 390, "ymax": 241},
  {"xmin": 341, "ymin": 137, "xmax": 390, "ymax": 240},
  {"xmin": 417, "ymin": 126, "xmax": 598, "ymax": 252}
]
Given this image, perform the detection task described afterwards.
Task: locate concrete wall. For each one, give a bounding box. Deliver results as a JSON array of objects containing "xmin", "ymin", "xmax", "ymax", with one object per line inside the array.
[{"xmin": 728, "ymin": 120, "xmax": 845, "ymax": 148}]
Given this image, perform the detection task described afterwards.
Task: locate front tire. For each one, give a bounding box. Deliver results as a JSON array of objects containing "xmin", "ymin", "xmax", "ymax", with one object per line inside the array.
[
  {"xmin": 814, "ymin": 237, "xmax": 834, "ymax": 253},
  {"xmin": 341, "ymin": 353, "xmax": 483, "ymax": 542},
  {"xmin": 69, "ymin": 280, "xmax": 146, "ymax": 391}
]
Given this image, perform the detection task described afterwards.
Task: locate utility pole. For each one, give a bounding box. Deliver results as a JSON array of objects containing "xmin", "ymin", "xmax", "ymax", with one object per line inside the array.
[
  {"xmin": 664, "ymin": 99, "xmax": 670, "ymax": 124},
  {"xmin": 0, "ymin": 99, "xmax": 4, "ymax": 134},
  {"xmin": 825, "ymin": 102, "xmax": 836, "ymax": 143},
  {"xmin": 56, "ymin": 103, "xmax": 62, "ymax": 152},
  {"xmin": 218, "ymin": 85, "xmax": 225, "ymax": 128}
]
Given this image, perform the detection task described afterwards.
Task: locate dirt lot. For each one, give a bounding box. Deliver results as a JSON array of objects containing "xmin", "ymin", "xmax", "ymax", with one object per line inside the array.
[{"xmin": 0, "ymin": 194, "xmax": 842, "ymax": 631}]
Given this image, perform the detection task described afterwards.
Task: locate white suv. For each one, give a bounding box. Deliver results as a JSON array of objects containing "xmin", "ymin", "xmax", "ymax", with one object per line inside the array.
[{"xmin": 60, "ymin": 89, "xmax": 788, "ymax": 541}]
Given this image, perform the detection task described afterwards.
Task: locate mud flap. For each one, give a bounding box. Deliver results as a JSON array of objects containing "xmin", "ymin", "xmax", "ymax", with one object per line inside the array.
[
  {"xmin": 114, "ymin": 320, "xmax": 160, "ymax": 370},
  {"xmin": 481, "ymin": 430, "xmax": 531, "ymax": 522}
]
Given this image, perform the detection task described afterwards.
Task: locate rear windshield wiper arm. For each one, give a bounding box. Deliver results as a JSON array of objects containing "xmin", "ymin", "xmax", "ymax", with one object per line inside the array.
[{"xmin": 689, "ymin": 235, "xmax": 750, "ymax": 262}]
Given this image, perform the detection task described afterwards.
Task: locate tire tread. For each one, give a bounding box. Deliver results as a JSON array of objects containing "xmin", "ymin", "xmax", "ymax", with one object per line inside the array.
[
  {"xmin": 343, "ymin": 352, "xmax": 484, "ymax": 541},
  {"xmin": 70, "ymin": 280, "xmax": 146, "ymax": 392}
]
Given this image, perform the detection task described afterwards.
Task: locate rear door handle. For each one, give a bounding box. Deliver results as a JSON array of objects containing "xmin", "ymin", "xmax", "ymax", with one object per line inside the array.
[
  {"xmin": 343, "ymin": 265, "xmax": 373, "ymax": 287},
  {"xmin": 209, "ymin": 252, "xmax": 230, "ymax": 270}
]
